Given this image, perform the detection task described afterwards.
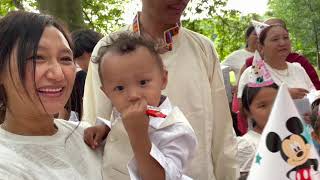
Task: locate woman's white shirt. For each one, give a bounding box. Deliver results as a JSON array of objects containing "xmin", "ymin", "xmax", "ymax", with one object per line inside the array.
[
  {"xmin": 0, "ymin": 119, "xmax": 103, "ymax": 180},
  {"xmin": 238, "ymin": 62, "xmax": 315, "ymax": 98},
  {"xmin": 222, "ymin": 49, "xmax": 254, "ymax": 81}
]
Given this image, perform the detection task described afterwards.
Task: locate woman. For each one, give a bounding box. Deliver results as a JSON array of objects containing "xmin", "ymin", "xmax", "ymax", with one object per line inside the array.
[
  {"xmin": 0, "ymin": 11, "xmax": 102, "ymax": 179},
  {"xmin": 223, "ymin": 25, "xmax": 258, "ymax": 135},
  {"xmin": 222, "ymin": 25, "xmax": 258, "ymax": 81},
  {"xmin": 242, "ymin": 18, "xmax": 320, "ymax": 90},
  {"xmin": 238, "ymin": 24, "xmax": 315, "ymax": 99}
]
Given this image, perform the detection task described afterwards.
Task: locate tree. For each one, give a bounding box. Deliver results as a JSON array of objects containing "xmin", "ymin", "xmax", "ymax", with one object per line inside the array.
[
  {"xmin": 183, "ymin": 0, "xmax": 261, "ymax": 60},
  {"xmin": 37, "ymin": 0, "xmax": 85, "ymax": 31},
  {"xmin": 1, "ymin": 0, "xmax": 260, "ymax": 61},
  {"xmin": 0, "ymin": 0, "xmax": 126, "ymax": 33},
  {"xmin": 268, "ymin": 0, "xmax": 320, "ymax": 69}
]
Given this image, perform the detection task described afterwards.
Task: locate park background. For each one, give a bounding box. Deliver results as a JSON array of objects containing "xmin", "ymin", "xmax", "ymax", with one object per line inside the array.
[{"xmin": 1, "ymin": 0, "xmax": 320, "ymax": 83}]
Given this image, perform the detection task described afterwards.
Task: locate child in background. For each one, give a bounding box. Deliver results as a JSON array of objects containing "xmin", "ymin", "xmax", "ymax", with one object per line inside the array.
[
  {"xmin": 238, "ymin": 84, "xmax": 278, "ymax": 176},
  {"xmin": 83, "ymin": 33, "xmax": 197, "ymax": 180},
  {"xmin": 308, "ymin": 92, "xmax": 320, "ymax": 155},
  {"xmin": 237, "ymin": 51, "xmax": 278, "ymax": 179}
]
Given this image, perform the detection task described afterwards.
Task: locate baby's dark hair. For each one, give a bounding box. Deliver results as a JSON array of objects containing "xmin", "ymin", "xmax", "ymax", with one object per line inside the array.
[
  {"xmin": 92, "ymin": 32, "xmax": 164, "ymax": 84},
  {"xmin": 241, "ymin": 83, "xmax": 279, "ymax": 113}
]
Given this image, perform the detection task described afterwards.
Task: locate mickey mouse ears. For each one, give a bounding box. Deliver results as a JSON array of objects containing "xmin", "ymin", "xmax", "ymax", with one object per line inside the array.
[{"xmin": 248, "ymin": 51, "xmax": 274, "ymax": 87}]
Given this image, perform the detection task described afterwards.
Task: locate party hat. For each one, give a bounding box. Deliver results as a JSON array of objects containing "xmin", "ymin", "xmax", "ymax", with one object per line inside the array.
[
  {"xmin": 248, "ymin": 51, "xmax": 274, "ymax": 87},
  {"xmin": 252, "ymin": 20, "xmax": 270, "ymax": 37},
  {"xmin": 247, "ymin": 83, "xmax": 320, "ymax": 180}
]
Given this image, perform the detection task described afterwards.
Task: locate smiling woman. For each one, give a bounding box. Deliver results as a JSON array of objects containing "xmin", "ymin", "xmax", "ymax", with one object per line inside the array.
[
  {"xmin": 24, "ymin": 26, "xmax": 76, "ymax": 116},
  {"xmin": 238, "ymin": 24, "xmax": 315, "ymax": 100},
  {"xmin": 0, "ymin": 11, "xmax": 103, "ymax": 179}
]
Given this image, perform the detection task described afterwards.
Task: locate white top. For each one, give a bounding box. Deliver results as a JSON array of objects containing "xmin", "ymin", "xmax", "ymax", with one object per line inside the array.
[
  {"xmin": 238, "ymin": 62, "xmax": 315, "ymax": 98},
  {"xmin": 237, "ymin": 130, "xmax": 261, "ymax": 173},
  {"xmin": 126, "ymin": 97, "xmax": 197, "ymax": 180},
  {"xmin": 83, "ymin": 27, "xmax": 238, "ymax": 180},
  {"xmin": 222, "ymin": 49, "xmax": 254, "ymax": 81},
  {"xmin": 0, "ymin": 119, "xmax": 103, "ymax": 180}
]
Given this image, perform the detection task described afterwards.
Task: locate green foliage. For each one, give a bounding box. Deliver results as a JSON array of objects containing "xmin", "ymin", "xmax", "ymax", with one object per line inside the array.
[
  {"xmin": 82, "ymin": 0, "xmax": 126, "ymax": 34},
  {"xmin": 0, "ymin": 0, "xmax": 272, "ymax": 64},
  {"xmin": 183, "ymin": 1, "xmax": 261, "ymax": 61},
  {"xmin": 0, "ymin": 0, "xmax": 126, "ymax": 34},
  {"xmin": 0, "ymin": 0, "xmax": 17, "ymax": 16},
  {"xmin": 268, "ymin": 0, "xmax": 320, "ymax": 68}
]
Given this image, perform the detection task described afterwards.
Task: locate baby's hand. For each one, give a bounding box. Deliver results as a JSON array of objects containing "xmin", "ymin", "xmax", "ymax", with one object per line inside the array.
[
  {"xmin": 84, "ymin": 125, "xmax": 110, "ymax": 149},
  {"xmin": 121, "ymin": 99, "xmax": 149, "ymax": 137}
]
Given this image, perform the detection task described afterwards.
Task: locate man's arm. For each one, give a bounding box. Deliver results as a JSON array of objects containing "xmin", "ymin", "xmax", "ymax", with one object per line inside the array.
[
  {"xmin": 82, "ymin": 37, "xmax": 113, "ymax": 124},
  {"xmin": 209, "ymin": 43, "xmax": 239, "ymax": 180}
]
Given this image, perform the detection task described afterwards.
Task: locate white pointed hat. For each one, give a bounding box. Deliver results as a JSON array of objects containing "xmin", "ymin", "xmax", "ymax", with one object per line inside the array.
[
  {"xmin": 252, "ymin": 20, "xmax": 270, "ymax": 37},
  {"xmin": 247, "ymin": 83, "xmax": 320, "ymax": 180},
  {"xmin": 248, "ymin": 51, "xmax": 274, "ymax": 87}
]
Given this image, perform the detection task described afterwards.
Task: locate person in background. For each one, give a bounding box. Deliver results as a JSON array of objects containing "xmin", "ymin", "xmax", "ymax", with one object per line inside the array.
[
  {"xmin": 82, "ymin": 0, "xmax": 238, "ymax": 179},
  {"xmin": 58, "ymin": 29, "xmax": 103, "ymax": 121},
  {"xmin": 222, "ymin": 25, "xmax": 258, "ymax": 136},
  {"xmin": 238, "ymin": 23, "xmax": 315, "ymax": 100},
  {"xmin": 0, "ymin": 11, "xmax": 102, "ymax": 179},
  {"xmin": 237, "ymin": 22, "xmax": 315, "ymax": 135},
  {"xmin": 238, "ymin": 84, "xmax": 278, "ymax": 179},
  {"xmin": 241, "ymin": 18, "xmax": 320, "ymax": 90},
  {"xmin": 237, "ymin": 51, "xmax": 278, "ymax": 179},
  {"xmin": 72, "ymin": 29, "xmax": 103, "ymax": 72},
  {"xmin": 222, "ymin": 25, "xmax": 257, "ymax": 82}
]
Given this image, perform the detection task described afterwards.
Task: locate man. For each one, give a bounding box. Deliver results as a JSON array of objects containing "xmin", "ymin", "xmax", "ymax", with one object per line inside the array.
[
  {"xmin": 71, "ymin": 29, "xmax": 102, "ymax": 72},
  {"xmin": 83, "ymin": 0, "xmax": 238, "ymax": 179},
  {"xmin": 65, "ymin": 29, "xmax": 102, "ymax": 120}
]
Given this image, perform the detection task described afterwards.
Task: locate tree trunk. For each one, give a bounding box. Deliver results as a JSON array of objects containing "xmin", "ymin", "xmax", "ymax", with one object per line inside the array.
[{"xmin": 37, "ymin": 0, "xmax": 85, "ymax": 31}]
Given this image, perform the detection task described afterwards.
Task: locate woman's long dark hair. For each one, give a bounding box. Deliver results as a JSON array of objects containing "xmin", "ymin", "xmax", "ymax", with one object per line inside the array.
[{"xmin": 0, "ymin": 11, "xmax": 74, "ymax": 122}]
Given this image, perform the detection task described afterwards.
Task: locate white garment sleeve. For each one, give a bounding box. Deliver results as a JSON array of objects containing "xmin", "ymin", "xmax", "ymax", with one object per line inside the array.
[
  {"xmin": 207, "ymin": 42, "xmax": 239, "ymax": 180},
  {"xmin": 221, "ymin": 52, "xmax": 237, "ymax": 71},
  {"xmin": 96, "ymin": 117, "xmax": 112, "ymax": 129},
  {"xmin": 82, "ymin": 37, "xmax": 114, "ymax": 125},
  {"xmin": 127, "ymin": 125, "xmax": 197, "ymax": 180},
  {"xmin": 237, "ymin": 138, "xmax": 256, "ymax": 173},
  {"xmin": 299, "ymin": 64, "xmax": 316, "ymax": 91}
]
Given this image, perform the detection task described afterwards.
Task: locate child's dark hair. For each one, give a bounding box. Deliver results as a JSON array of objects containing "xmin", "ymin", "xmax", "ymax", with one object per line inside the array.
[
  {"xmin": 241, "ymin": 83, "xmax": 279, "ymax": 113},
  {"xmin": 92, "ymin": 32, "xmax": 164, "ymax": 84}
]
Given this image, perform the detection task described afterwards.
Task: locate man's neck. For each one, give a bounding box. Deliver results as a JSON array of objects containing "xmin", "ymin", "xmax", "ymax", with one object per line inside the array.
[{"xmin": 139, "ymin": 12, "xmax": 178, "ymax": 40}]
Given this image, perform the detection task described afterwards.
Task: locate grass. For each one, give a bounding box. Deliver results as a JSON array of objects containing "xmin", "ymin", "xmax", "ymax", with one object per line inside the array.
[{"xmin": 229, "ymin": 71, "xmax": 236, "ymax": 85}]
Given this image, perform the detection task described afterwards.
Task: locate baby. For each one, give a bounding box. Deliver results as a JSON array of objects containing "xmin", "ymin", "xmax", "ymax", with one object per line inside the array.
[{"xmin": 84, "ymin": 33, "xmax": 197, "ymax": 180}]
